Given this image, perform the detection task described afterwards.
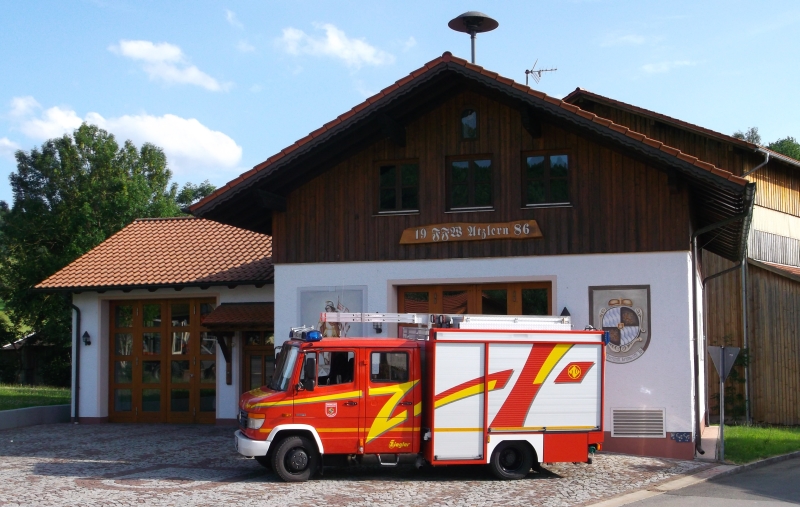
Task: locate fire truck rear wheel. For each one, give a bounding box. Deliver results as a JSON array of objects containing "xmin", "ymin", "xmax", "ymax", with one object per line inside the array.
[
  {"xmin": 272, "ymin": 436, "xmax": 318, "ymax": 482},
  {"xmin": 489, "ymin": 442, "xmax": 534, "ymax": 480}
]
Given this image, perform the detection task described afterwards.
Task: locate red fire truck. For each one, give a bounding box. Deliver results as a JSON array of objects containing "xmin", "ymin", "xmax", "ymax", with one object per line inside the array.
[{"xmin": 234, "ymin": 313, "xmax": 606, "ymax": 482}]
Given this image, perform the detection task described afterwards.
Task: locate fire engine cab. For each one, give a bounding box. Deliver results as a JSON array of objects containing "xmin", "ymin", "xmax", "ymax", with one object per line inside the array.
[{"xmin": 234, "ymin": 313, "xmax": 607, "ymax": 482}]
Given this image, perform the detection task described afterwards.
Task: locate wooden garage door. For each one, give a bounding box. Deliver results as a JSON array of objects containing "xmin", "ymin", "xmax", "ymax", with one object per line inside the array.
[{"xmin": 109, "ymin": 298, "xmax": 217, "ymax": 423}]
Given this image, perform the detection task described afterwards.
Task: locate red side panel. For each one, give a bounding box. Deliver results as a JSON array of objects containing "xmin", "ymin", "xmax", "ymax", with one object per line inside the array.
[{"xmin": 543, "ymin": 433, "xmax": 588, "ymax": 462}]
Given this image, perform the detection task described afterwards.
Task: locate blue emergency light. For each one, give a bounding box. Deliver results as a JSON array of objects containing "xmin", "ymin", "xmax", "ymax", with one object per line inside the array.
[{"xmin": 289, "ymin": 326, "xmax": 323, "ymax": 342}]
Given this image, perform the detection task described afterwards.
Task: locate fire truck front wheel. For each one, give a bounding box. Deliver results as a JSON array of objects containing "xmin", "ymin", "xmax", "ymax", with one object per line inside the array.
[
  {"xmin": 272, "ymin": 435, "xmax": 318, "ymax": 482},
  {"xmin": 489, "ymin": 441, "xmax": 534, "ymax": 480}
]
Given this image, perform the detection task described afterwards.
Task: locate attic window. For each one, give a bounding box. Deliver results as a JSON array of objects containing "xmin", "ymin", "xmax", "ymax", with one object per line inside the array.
[{"xmin": 461, "ymin": 109, "xmax": 478, "ymax": 139}]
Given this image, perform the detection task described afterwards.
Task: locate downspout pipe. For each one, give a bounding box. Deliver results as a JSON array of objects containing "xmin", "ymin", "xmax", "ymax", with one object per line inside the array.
[
  {"xmin": 739, "ymin": 148, "xmax": 768, "ymax": 423},
  {"xmin": 690, "ymin": 211, "xmax": 749, "ymax": 455},
  {"xmin": 71, "ymin": 303, "xmax": 81, "ymax": 423},
  {"xmin": 742, "ymin": 150, "xmax": 769, "ymax": 178}
]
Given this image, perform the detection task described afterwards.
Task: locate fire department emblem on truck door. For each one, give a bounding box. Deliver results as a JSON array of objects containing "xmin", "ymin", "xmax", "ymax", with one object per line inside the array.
[
  {"xmin": 589, "ymin": 285, "xmax": 651, "ymax": 364},
  {"xmin": 325, "ymin": 402, "xmax": 337, "ymax": 417}
]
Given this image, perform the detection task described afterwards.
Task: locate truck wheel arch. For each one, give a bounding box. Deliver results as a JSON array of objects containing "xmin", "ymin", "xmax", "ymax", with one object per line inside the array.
[
  {"xmin": 487, "ymin": 436, "xmax": 541, "ymax": 466},
  {"xmin": 266, "ymin": 425, "xmax": 325, "ymax": 455}
]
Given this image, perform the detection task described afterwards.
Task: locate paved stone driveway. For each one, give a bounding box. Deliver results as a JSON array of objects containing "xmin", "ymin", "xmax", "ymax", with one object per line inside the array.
[{"xmin": 0, "ymin": 424, "xmax": 710, "ymax": 506}]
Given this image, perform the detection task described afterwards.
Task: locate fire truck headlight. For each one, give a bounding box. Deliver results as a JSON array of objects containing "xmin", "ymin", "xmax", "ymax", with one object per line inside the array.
[{"xmin": 246, "ymin": 413, "xmax": 265, "ymax": 430}]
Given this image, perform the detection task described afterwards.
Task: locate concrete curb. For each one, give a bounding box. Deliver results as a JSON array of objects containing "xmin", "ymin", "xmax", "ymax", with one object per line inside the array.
[
  {"xmin": 715, "ymin": 449, "xmax": 800, "ymax": 477},
  {"xmin": 585, "ymin": 450, "xmax": 800, "ymax": 507},
  {"xmin": 0, "ymin": 404, "xmax": 70, "ymax": 431}
]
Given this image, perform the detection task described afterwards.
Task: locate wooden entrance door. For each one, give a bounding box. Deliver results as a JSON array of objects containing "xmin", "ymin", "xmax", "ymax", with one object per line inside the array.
[
  {"xmin": 109, "ymin": 298, "xmax": 217, "ymax": 423},
  {"xmin": 242, "ymin": 330, "xmax": 275, "ymax": 392}
]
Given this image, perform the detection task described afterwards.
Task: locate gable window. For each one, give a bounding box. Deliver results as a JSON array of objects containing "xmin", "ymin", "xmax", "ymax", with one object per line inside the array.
[
  {"xmin": 378, "ymin": 162, "xmax": 419, "ymax": 213},
  {"xmin": 523, "ymin": 153, "xmax": 569, "ymax": 206},
  {"xmin": 448, "ymin": 156, "xmax": 493, "ymax": 211},
  {"xmin": 461, "ymin": 109, "xmax": 478, "ymax": 139}
]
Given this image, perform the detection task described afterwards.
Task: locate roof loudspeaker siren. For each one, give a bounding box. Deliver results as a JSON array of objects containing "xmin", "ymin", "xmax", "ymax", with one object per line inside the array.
[{"xmin": 447, "ymin": 11, "xmax": 499, "ymax": 64}]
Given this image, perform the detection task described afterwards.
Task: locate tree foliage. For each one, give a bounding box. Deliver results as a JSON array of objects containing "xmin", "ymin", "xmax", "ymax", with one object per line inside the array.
[
  {"xmin": 0, "ymin": 123, "xmax": 214, "ymax": 354},
  {"xmin": 733, "ymin": 127, "xmax": 800, "ymax": 161},
  {"xmin": 767, "ymin": 136, "xmax": 800, "ymax": 161},
  {"xmin": 732, "ymin": 126, "xmax": 762, "ymax": 145}
]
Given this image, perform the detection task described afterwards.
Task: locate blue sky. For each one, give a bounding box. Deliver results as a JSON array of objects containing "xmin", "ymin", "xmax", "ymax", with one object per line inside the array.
[{"xmin": 1, "ymin": 0, "xmax": 798, "ymax": 205}]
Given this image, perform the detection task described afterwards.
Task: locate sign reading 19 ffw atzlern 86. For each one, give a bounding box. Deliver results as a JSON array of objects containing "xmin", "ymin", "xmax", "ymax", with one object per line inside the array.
[{"xmin": 399, "ymin": 220, "xmax": 542, "ymax": 245}]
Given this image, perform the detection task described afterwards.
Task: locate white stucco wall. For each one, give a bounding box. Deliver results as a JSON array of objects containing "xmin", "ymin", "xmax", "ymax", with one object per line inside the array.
[
  {"xmin": 71, "ymin": 285, "xmax": 273, "ymax": 420},
  {"xmin": 274, "ymin": 251, "xmax": 696, "ymax": 434}
]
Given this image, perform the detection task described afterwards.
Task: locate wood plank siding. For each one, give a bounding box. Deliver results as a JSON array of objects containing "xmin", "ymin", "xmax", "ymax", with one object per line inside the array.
[
  {"xmin": 750, "ymin": 164, "xmax": 800, "ymax": 217},
  {"xmin": 704, "ymin": 251, "xmax": 800, "ymax": 425},
  {"xmin": 578, "ymin": 100, "xmax": 800, "ymax": 218},
  {"xmin": 272, "ymin": 91, "xmax": 692, "ymax": 264},
  {"xmin": 578, "ymin": 103, "xmax": 755, "ymax": 176}
]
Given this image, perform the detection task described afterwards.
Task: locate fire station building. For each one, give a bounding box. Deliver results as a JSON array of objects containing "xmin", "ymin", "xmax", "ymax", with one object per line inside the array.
[{"xmin": 38, "ymin": 51, "xmax": 800, "ymax": 459}]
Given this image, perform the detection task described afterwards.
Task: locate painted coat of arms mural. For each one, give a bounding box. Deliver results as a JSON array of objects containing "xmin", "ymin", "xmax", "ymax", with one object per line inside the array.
[{"xmin": 589, "ymin": 285, "xmax": 651, "ymax": 364}]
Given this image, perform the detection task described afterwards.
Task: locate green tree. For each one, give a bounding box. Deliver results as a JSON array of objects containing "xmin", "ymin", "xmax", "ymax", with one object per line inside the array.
[
  {"xmin": 732, "ymin": 127, "xmax": 762, "ymax": 145},
  {"xmin": 0, "ymin": 123, "xmax": 214, "ymax": 368},
  {"xmin": 768, "ymin": 136, "xmax": 800, "ymax": 161}
]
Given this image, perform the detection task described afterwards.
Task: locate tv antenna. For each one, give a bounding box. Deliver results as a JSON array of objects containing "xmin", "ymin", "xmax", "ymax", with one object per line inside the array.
[
  {"xmin": 448, "ymin": 11, "xmax": 499, "ymax": 64},
  {"xmin": 525, "ymin": 59, "xmax": 557, "ymax": 85}
]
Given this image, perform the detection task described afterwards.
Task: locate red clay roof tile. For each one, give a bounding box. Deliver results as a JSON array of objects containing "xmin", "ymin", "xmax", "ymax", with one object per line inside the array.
[
  {"xmin": 642, "ymin": 138, "xmax": 663, "ymax": 149},
  {"xmin": 728, "ymin": 174, "xmax": 748, "ymax": 185},
  {"xmin": 625, "ymin": 130, "xmax": 646, "ymax": 142},
  {"xmin": 36, "ymin": 217, "xmax": 273, "ymax": 290},
  {"xmin": 693, "ymin": 160, "xmax": 716, "ymax": 172},
  {"xmin": 660, "ymin": 145, "xmax": 680, "ymax": 157}
]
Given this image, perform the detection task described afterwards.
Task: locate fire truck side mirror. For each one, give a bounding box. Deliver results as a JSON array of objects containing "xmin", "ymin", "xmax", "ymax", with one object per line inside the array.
[{"xmin": 302, "ymin": 356, "xmax": 317, "ymax": 392}]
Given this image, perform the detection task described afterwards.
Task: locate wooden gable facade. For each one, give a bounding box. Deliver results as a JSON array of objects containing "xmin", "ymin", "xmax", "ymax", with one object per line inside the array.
[
  {"xmin": 191, "ymin": 53, "xmax": 753, "ymax": 267},
  {"xmin": 272, "ymin": 88, "xmax": 693, "ymax": 265},
  {"xmin": 566, "ymin": 89, "xmax": 800, "ymax": 425}
]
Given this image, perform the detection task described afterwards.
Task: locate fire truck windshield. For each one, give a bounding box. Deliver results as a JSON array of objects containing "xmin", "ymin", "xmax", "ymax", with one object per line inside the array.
[{"xmin": 269, "ymin": 344, "xmax": 299, "ymax": 391}]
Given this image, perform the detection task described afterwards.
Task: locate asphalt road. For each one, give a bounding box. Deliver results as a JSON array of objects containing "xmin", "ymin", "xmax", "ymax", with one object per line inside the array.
[{"xmin": 628, "ymin": 457, "xmax": 800, "ymax": 507}]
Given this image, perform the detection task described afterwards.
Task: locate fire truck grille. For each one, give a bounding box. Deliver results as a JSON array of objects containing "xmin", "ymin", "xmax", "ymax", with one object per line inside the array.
[{"xmin": 238, "ymin": 409, "xmax": 248, "ymax": 428}]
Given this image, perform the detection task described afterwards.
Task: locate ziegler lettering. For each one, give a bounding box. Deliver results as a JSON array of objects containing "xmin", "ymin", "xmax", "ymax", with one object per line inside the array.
[
  {"xmin": 400, "ymin": 220, "xmax": 542, "ymax": 245},
  {"xmin": 388, "ymin": 440, "xmax": 410, "ymax": 449}
]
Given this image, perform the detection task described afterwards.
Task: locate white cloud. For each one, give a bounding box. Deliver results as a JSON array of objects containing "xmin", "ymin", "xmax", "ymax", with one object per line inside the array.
[
  {"xmin": 226, "ymin": 9, "xmax": 243, "ymax": 29},
  {"xmin": 109, "ymin": 40, "xmax": 231, "ymax": 91},
  {"xmin": 8, "ymin": 97, "xmax": 83, "ymax": 139},
  {"xmin": 403, "ymin": 36, "xmax": 417, "ymax": 52},
  {"xmin": 237, "ymin": 40, "xmax": 255, "ymax": 53},
  {"xmin": 9, "ymin": 96, "xmax": 39, "ymax": 118},
  {"xmin": 6, "ymin": 97, "xmax": 242, "ymax": 179},
  {"xmin": 0, "ymin": 137, "xmax": 21, "ymax": 161},
  {"xmin": 601, "ymin": 33, "xmax": 646, "ymax": 47},
  {"xmin": 249, "ymin": 84, "xmax": 262, "ymax": 93},
  {"xmin": 86, "ymin": 112, "xmax": 242, "ymax": 176},
  {"xmin": 641, "ymin": 60, "xmax": 696, "ymax": 73},
  {"xmin": 276, "ymin": 23, "xmax": 395, "ymax": 68}
]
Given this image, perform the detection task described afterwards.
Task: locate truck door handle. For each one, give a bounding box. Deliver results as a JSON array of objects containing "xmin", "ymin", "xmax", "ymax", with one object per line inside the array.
[
  {"xmin": 399, "ymin": 401, "xmax": 413, "ymax": 406},
  {"xmin": 343, "ymin": 401, "xmax": 358, "ymax": 406}
]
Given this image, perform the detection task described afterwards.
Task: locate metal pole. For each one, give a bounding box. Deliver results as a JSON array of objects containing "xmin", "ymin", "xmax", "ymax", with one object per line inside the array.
[
  {"xmin": 470, "ymin": 31, "xmax": 476, "ymax": 63},
  {"xmin": 720, "ymin": 346, "xmax": 725, "ymax": 462},
  {"xmin": 741, "ymin": 258, "xmax": 751, "ymax": 423}
]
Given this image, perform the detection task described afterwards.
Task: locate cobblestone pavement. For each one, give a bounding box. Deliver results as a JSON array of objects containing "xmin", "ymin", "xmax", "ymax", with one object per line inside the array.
[{"xmin": 0, "ymin": 424, "xmax": 711, "ymax": 507}]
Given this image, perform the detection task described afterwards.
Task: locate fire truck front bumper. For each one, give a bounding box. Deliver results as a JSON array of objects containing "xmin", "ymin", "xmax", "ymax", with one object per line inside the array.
[{"xmin": 234, "ymin": 429, "xmax": 271, "ymax": 458}]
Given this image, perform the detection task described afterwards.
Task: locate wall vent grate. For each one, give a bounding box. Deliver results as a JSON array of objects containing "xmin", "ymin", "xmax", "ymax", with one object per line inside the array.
[{"xmin": 611, "ymin": 408, "xmax": 666, "ymax": 438}]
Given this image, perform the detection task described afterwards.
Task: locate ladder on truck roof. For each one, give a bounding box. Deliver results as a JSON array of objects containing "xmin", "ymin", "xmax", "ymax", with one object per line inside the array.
[{"xmin": 320, "ymin": 312, "xmax": 572, "ymax": 331}]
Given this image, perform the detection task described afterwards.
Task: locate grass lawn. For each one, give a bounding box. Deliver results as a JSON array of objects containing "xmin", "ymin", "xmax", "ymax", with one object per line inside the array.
[
  {"xmin": 724, "ymin": 424, "xmax": 800, "ymax": 463},
  {"xmin": 0, "ymin": 384, "xmax": 71, "ymax": 411}
]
